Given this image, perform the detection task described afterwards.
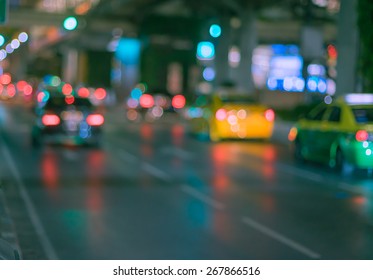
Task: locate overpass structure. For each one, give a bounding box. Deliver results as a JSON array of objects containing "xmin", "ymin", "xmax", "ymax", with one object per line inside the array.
[{"xmin": 0, "ymin": 0, "xmax": 354, "ymax": 103}]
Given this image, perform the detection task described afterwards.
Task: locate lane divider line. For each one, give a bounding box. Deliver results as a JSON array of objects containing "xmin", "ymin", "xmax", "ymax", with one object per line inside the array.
[
  {"xmin": 181, "ymin": 185, "xmax": 225, "ymax": 210},
  {"xmin": 111, "ymin": 146, "xmax": 172, "ymax": 183},
  {"xmin": 337, "ymin": 182, "xmax": 362, "ymax": 195},
  {"xmin": 242, "ymin": 216, "xmax": 320, "ymax": 259},
  {"xmin": 161, "ymin": 147, "xmax": 194, "ymax": 160},
  {"xmin": 142, "ymin": 163, "xmax": 171, "ymax": 182},
  {"xmin": 277, "ymin": 163, "xmax": 362, "ymax": 194},
  {"xmin": 0, "ymin": 140, "xmax": 58, "ymax": 260},
  {"xmin": 276, "ymin": 163, "xmax": 324, "ymax": 183}
]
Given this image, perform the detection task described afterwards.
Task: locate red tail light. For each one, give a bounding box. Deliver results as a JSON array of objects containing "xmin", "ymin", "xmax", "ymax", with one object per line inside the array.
[
  {"xmin": 87, "ymin": 114, "xmax": 104, "ymax": 126},
  {"xmin": 65, "ymin": 95, "xmax": 75, "ymax": 105},
  {"xmin": 139, "ymin": 94, "xmax": 154, "ymax": 108},
  {"xmin": 356, "ymin": 130, "xmax": 369, "ymax": 142},
  {"xmin": 42, "ymin": 114, "xmax": 60, "ymax": 126},
  {"xmin": 264, "ymin": 109, "xmax": 275, "ymax": 122},
  {"xmin": 172, "ymin": 94, "xmax": 186, "ymax": 109},
  {"xmin": 94, "ymin": 88, "xmax": 106, "ymax": 100}
]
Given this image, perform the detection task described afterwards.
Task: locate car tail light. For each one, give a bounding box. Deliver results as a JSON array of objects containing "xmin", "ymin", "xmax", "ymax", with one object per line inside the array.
[
  {"xmin": 139, "ymin": 94, "xmax": 154, "ymax": 108},
  {"xmin": 172, "ymin": 94, "xmax": 186, "ymax": 109},
  {"xmin": 264, "ymin": 109, "xmax": 275, "ymax": 122},
  {"xmin": 42, "ymin": 114, "xmax": 60, "ymax": 126},
  {"xmin": 78, "ymin": 87, "xmax": 90, "ymax": 98},
  {"xmin": 94, "ymin": 88, "xmax": 106, "ymax": 100},
  {"xmin": 356, "ymin": 130, "xmax": 369, "ymax": 142},
  {"xmin": 215, "ymin": 108, "xmax": 227, "ymax": 121},
  {"xmin": 65, "ymin": 95, "xmax": 75, "ymax": 105},
  {"xmin": 288, "ymin": 127, "xmax": 298, "ymax": 141},
  {"xmin": 87, "ymin": 114, "xmax": 104, "ymax": 126}
]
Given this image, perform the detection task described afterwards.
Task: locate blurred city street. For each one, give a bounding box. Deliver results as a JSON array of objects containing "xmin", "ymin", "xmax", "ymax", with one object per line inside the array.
[{"xmin": 1, "ymin": 0, "xmax": 373, "ymax": 261}]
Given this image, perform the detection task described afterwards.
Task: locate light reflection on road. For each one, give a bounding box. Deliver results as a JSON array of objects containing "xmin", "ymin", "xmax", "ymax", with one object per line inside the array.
[{"xmin": 41, "ymin": 149, "xmax": 59, "ymax": 191}]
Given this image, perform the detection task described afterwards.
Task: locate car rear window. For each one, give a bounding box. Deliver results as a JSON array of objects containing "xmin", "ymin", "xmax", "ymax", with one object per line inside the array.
[
  {"xmin": 220, "ymin": 97, "xmax": 256, "ymax": 104},
  {"xmin": 45, "ymin": 97, "xmax": 93, "ymax": 109},
  {"xmin": 352, "ymin": 107, "xmax": 373, "ymax": 123}
]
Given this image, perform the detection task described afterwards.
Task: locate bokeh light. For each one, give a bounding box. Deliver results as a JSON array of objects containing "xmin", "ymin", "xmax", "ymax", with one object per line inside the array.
[
  {"xmin": 209, "ymin": 24, "xmax": 222, "ymax": 38},
  {"xmin": 63, "ymin": 17, "xmax": 78, "ymax": 31},
  {"xmin": 18, "ymin": 32, "xmax": 29, "ymax": 43}
]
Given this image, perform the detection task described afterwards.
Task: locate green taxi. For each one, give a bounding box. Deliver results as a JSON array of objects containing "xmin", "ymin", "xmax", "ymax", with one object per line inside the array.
[{"xmin": 288, "ymin": 94, "xmax": 373, "ymax": 173}]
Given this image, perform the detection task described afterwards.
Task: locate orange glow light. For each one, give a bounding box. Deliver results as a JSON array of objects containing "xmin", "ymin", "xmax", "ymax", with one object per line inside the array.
[{"xmin": 288, "ymin": 127, "xmax": 298, "ymax": 142}]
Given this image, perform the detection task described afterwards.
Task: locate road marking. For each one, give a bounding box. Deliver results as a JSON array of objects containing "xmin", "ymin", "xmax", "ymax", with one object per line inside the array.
[
  {"xmin": 337, "ymin": 182, "xmax": 364, "ymax": 195},
  {"xmin": 161, "ymin": 147, "xmax": 194, "ymax": 160},
  {"xmin": 276, "ymin": 163, "xmax": 324, "ymax": 183},
  {"xmin": 277, "ymin": 163, "xmax": 362, "ymax": 194},
  {"xmin": 112, "ymin": 146, "xmax": 172, "ymax": 182},
  {"xmin": 0, "ymin": 139, "xmax": 59, "ymax": 260},
  {"xmin": 142, "ymin": 163, "xmax": 171, "ymax": 182},
  {"xmin": 242, "ymin": 216, "xmax": 320, "ymax": 259},
  {"xmin": 181, "ymin": 185, "xmax": 225, "ymax": 210},
  {"xmin": 242, "ymin": 151, "xmax": 360, "ymax": 193}
]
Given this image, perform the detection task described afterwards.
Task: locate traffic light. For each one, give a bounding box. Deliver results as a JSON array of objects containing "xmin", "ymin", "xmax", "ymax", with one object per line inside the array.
[
  {"xmin": 63, "ymin": 16, "xmax": 78, "ymax": 31},
  {"xmin": 0, "ymin": 0, "xmax": 8, "ymax": 25}
]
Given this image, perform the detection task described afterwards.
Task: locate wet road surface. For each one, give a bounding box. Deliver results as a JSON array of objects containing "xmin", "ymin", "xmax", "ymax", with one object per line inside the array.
[{"xmin": 1, "ymin": 103, "xmax": 373, "ymax": 260}]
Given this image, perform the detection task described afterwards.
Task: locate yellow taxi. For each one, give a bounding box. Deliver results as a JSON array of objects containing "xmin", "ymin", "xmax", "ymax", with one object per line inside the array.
[
  {"xmin": 288, "ymin": 93, "xmax": 373, "ymax": 173},
  {"xmin": 188, "ymin": 93, "xmax": 275, "ymax": 141}
]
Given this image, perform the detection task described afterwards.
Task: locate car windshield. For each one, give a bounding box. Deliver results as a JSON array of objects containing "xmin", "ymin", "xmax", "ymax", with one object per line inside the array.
[{"xmin": 352, "ymin": 107, "xmax": 373, "ymax": 123}]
